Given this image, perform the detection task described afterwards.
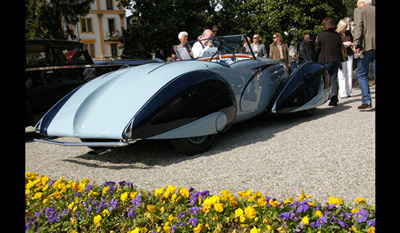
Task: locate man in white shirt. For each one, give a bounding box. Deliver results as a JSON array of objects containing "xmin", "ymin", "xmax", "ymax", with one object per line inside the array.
[{"xmin": 192, "ymin": 29, "xmax": 214, "ymax": 58}]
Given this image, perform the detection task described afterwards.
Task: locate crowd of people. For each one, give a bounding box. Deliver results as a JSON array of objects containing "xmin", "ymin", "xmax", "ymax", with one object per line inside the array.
[{"xmin": 171, "ymin": 0, "xmax": 375, "ymax": 110}]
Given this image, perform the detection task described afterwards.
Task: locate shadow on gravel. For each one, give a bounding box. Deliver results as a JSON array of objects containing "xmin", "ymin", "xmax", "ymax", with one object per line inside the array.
[{"xmin": 62, "ymin": 101, "xmax": 352, "ymax": 169}]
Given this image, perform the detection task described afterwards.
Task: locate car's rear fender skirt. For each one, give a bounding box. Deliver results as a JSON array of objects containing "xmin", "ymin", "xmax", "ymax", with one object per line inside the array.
[
  {"xmin": 124, "ymin": 70, "xmax": 237, "ymax": 139},
  {"xmin": 271, "ymin": 61, "xmax": 330, "ymax": 113}
]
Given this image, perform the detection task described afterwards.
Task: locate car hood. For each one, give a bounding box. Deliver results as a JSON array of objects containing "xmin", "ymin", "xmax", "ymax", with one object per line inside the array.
[{"xmin": 44, "ymin": 61, "xmax": 219, "ymax": 139}]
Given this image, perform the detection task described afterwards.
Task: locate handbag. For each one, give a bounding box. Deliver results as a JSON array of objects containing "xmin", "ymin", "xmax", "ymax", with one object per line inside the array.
[{"xmin": 341, "ymin": 43, "xmax": 348, "ymax": 62}]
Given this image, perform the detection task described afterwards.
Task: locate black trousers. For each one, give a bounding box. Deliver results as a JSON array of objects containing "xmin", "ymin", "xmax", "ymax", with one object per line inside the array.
[{"xmin": 323, "ymin": 61, "xmax": 341, "ymax": 98}]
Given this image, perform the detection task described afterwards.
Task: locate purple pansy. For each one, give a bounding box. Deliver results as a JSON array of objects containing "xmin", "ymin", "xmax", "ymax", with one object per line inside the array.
[
  {"xmin": 354, "ymin": 209, "xmax": 368, "ymax": 223},
  {"xmin": 189, "ymin": 217, "xmax": 198, "ymax": 227},
  {"xmin": 316, "ymin": 216, "xmax": 327, "ymax": 227},
  {"xmin": 296, "ymin": 201, "xmax": 310, "ymax": 213},
  {"xmin": 109, "ymin": 198, "xmax": 118, "ymax": 212},
  {"xmin": 190, "ymin": 206, "xmax": 200, "ymax": 215},
  {"xmin": 178, "ymin": 211, "xmax": 187, "ymax": 219},
  {"xmin": 279, "ymin": 212, "xmax": 290, "ymax": 221},
  {"xmin": 128, "ymin": 207, "xmax": 136, "ymax": 218},
  {"xmin": 132, "ymin": 197, "xmax": 141, "ymax": 207}
]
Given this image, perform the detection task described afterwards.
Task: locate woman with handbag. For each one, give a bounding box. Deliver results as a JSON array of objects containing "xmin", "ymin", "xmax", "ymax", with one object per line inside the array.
[
  {"xmin": 337, "ymin": 19, "xmax": 354, "ymax": 99},
  {"xmin": 315, "ymin": 17, "xmax": 344, "ymax": 106}
]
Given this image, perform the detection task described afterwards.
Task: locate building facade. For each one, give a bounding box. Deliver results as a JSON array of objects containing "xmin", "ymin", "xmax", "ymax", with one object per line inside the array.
[{"xmin": 74, "ymin": 0, "xmax": 126, "ymax": 60}]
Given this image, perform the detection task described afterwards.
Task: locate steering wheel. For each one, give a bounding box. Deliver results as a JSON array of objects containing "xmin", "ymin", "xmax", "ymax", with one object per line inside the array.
[
  {"xmin": 209, "ymin": 48, "xmax": 237, "ymax": 63},
  {"xmin": 209, "ymin": 50, "xmax": 222, "ymax": 62}
]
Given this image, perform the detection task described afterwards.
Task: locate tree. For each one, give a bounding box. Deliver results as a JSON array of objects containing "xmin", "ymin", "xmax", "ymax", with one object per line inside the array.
[
  {"xmin": 215, "ymin": 0, "xmax": 347, "ymax": 44},
  {"xmin": 120, "ymin": 0, "xmax": 217, "ymax": 60},
  {"xmin": 25, "ymin": 0, "xmax": 95, "ymax": 40},
  {"xmin": 119, "ymin": 0, "xmax": 350, "ymax": 59}
]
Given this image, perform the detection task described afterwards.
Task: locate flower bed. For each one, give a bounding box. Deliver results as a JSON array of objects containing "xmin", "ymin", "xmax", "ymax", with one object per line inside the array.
[{"xmin": 25, "ymin": 172, "xmax": 375, "ymax": 233}]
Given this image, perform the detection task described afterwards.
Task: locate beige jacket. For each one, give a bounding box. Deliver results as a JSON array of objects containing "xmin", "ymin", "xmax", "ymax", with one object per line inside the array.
[
  {"xmin": 269, "ymin": 42, "xmax": 289, "ymax": 67},
  {"xmin": 353, "ymin": 4, "xmax": 375, "ymax": 52}
]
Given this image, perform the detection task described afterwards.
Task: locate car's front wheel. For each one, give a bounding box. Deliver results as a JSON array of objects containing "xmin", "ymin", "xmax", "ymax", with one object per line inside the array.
[{"xmin": 170, "ymin": 135, "xmax": 216, "ymax": 156}]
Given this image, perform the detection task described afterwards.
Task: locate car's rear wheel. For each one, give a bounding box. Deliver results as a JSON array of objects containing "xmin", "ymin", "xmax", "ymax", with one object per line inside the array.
[{"xmin": 170, "ymin": 135, "xmax": 216, "ymax": 156}]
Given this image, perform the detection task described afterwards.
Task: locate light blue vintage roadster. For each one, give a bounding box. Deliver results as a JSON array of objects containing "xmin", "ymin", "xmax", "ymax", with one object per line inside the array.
[{"xmin": 35, "ymin": 35, "xmax": 330, "ymax": 155}]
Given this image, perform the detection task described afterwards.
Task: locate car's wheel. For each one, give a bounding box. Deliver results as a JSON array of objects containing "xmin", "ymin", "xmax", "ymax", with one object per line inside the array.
[
  {"xmin": 26, "ymin": 101, "xmax": 34, "ymax": 127},
  {"xmin": 298, "ymin": 108, "xmax": 315, "ymax": 117},
  {"xmin": 170, "ymin": 135, "xmax": 216, "ymax": 156}
]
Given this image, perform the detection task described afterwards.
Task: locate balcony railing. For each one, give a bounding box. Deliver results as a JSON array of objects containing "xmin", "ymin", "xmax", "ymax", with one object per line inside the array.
[{"xmin": 105, "ymin": 31, "xmax": 121, "ymax": 41}]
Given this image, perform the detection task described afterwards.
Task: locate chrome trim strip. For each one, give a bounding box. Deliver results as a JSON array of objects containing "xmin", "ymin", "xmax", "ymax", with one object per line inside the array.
[
  {"xmin": 25, "ymin": 64, "xmax": 97, "ymax": 72},
  {"xmin": 34, "ymin": 139, "xmax": 130, "ymax": 147}
]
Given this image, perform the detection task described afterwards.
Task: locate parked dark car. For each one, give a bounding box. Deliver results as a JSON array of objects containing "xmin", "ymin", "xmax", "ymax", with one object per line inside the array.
[{"xmin": 25, "ymin": 39, "xmax": 161, "ymax": 126}]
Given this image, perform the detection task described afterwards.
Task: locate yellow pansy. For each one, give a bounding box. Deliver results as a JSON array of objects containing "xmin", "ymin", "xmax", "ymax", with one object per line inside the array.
[
  {"xmin": 163, "ymin": 185, "xmax": 177, "ymax": 198},
  {"xmin": 41, "ymin": 176, "xmax": 49, "ymax": 186},
  {"xmin": 244, "ymin": 206, "xmax": 256, "ymax": 219},
  {"xmin": 328, "ymin": 196, "xmax": 343, "ymax": 205},
  {"xmin": 93, "ymin": 215, "xmax": 102, "ymax": 224},
  {"xmin": 33, "ymin": 192, "xmax": 42, "ymax": 200},
  {"xmin": 70, "ymin": 217, "xmax": 77, "ymax": 224},
  {"xmin": 147, "ymin": 205, "xmax": 155, "ymax": 212},
  {"xmin": 154, "ymin": 186, "xmax": 165, "ymax": 197},
  {"xmin": 168, "ymin": 214, "xmax": 176, "ymax": 223},
  {"xmin": 250, "ymin": 226, "xmax": 260, "ymax": 233},
  {"xmin": 130, "ymin": 192, "xmax": 137, "ymax": 200},
  {"xmin": 239, "ymin": 189, "xmax": 252, "ymax": 199},
  {"xmin": 258, "ymin": 197, "xmax": 267, "ymax": 206},
  {"xmin": 221, "ymin": 190, "xmax": 234, "ymax": 200},
  {"xmin": 202, "ymin": 204, "xmax": 211, "ymax": 213},
  {"xmin": 355, "ymin": 197, "xmax": 367, "ymax": 204},
  {"xmin": 214, "ymin": 203, "xmax": 224, "ymax": 212},
  {"xmin": 235, "ymin": 208, "xmax": 244, "ymax": 218},
  {"xmin": 299, "ymin": 189, "xmax": 311, "ymax": 202},
  {"xmin": 315, "ymin": 210, "xmax": 323, "ymax": 217},
  {"xmin": 81, "ymin": 178, "xmax": 90, "ymax": 184},
  {"xmin": 193, "ymin": 223, "xmax": 204, "ymax": 233},
  {"xmin": 284, "ymin": 197, "xmax": 294, "ymax": 204},
  {"xmin": 102, "ymin": 209, "xmax": 110, "ymax": 217},
  {"xmin": 301, "ymin": 216, "xmax": 309, "ymax": 225},
  {"xmin": 269, "ymin": 199, "xmax": 279, "ymax": 207},
  {"xmin": 68, "ymin": 202, "xmax": 74, "ymax": 210},
  {"xmin": 121, "ymin": 192, "xmax": 128, "ymax": 202},
  {"xmin": 163, "ymin": 222, "xmax": 171, "ymax": 232},
  {"xmin": 179, "ymin": 187, "xmax": 189, "ymax": 198},
  {"xmin": 128, "ymin": 228, "xmax": 140, "ymax": 233}
]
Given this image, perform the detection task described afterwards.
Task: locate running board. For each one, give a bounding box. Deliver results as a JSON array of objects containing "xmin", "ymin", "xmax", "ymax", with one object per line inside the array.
[{"xmin": 34, "ymin": 138, "xmax": 130, "ymax": 147}]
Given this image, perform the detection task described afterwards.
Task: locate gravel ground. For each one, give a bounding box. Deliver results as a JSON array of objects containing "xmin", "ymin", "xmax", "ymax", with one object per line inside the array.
[{"xmin": 25, "ymin": 86, "xmax": 375, "ymax": 204}]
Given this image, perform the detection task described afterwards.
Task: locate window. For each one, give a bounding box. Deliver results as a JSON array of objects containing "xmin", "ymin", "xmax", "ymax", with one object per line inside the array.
[
  {"xmin": 80, "ymin": 18, "xmax": 93, "ymax": 33},
  {"xmin": 106, "ymin": 0, "xmax": 113, "ymax": 10},
  {"xmin": 52, "ymin": 43, "xmax": 88, "ymax": 65},
  {"xmin": 84, "ymin": 43, "xmax": 96, "ymax": 58},
  {"xmin": 108, "ymin": 18, "xmax": 115, "ymax": 34},
  {"xmin": 110, "ymin": 44, "xmax": 118, "ymax": 57},
  {"xmin": 26, "ymin": 44, "xmax": 47, "ymax": 67}
]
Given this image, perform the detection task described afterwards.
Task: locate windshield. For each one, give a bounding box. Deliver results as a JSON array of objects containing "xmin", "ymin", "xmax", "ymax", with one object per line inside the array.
[{"xmin": 173, "ymin": 34, "xmax": 255, "ymax": 63}]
